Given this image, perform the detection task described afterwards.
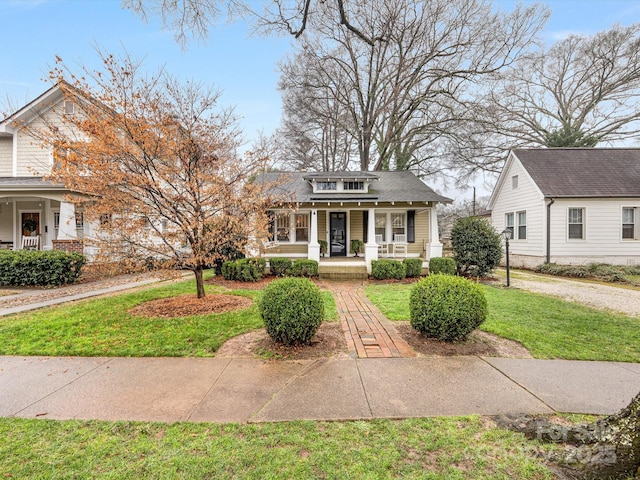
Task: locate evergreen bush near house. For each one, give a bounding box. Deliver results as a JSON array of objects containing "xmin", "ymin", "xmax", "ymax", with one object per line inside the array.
[
  {"xmin": 291, "ymin": 259, "xmax": 319, "ymax": 277},
  {"xmin": 318, "ymin": 239, "xmax": 328, "ymax": 257},
  {"xmin": 350, "ymin": 239, "xmax": 364, "ymax": 257},
  {"xmin": 450, "ymin": 216, "xmax": 502, "ymax": 277},
  {"xmin": 410, "ymin": 274, "xmax": 487, "ymax": 342},
  {"xmin": 403, "ymin": 258, "xmax": 423, "ymax": 278},
  {"xmin": 269, "ymin": 257, "xmax": 292, "ymax": 277},
  {"xmin": 371, "ymin": 259, "xmax": 406, "ymax": 280},
  {"xmin": 429, "ymin": 257, "xmax": 456, "ymax": 276},
  {"xmin": 0, "ymin": 250, "xmax": 85, "ymax": 287},
  {"xmin": 221, "ymin": 257, "xmax": 266, "ymax": 282},
  {"xmin": 259, "ymin": 277, "xmax": 324, "ymax": 345}
]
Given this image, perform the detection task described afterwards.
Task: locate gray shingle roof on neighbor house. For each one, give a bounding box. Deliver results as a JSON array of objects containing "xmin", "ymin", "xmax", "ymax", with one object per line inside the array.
[
  {"xmin": 258, "ymin": 171, "xmax": 452, "ymax": 204},
  {"xmin": 514, "ymin": 148, "xmax": 640, "ymax": 197}
]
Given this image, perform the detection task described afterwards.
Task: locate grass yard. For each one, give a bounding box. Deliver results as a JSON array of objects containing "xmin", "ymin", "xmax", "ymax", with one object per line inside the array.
[
  {"xmin": 0, "ymin": 416, "xmax": 558, "ymax": 479},
  {"xmin": 0, "ymin": 278, "xmax": 338, "ymax": 358},
  {"xmin": 366, "ymin": 283, "xmax": 640, "ymax": 362}
]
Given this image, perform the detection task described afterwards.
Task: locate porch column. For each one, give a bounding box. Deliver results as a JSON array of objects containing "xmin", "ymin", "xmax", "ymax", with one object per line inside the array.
[
  {"xmin": 364, "ymin": 207, "xmax": 378, "ymax": 274},
  {"xmin": 427, "ymin": 206, "xmax": 443, "ymax": 259},
  {"xmin": 57, "ymin": 201, "xmax": 77, "ymax": 240},
  {"xmin": 308, "ymin": 209, "xmax": 320, "ymax": 262}
]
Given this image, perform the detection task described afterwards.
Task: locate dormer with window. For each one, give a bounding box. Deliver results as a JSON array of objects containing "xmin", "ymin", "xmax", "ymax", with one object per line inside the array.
[{"xmin": 305, "ymin": 172, "xmax": 378, "ymax": 194}]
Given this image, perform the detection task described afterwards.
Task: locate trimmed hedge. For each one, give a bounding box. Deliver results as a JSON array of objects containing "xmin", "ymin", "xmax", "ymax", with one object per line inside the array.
[
  {"xmin": 269, "ymin": 257, "xmax": 292, "ymax": 277},
  {"xmin": 429, "ymin": 257, "xmax": 456, "ymax": 276},
  {"xmin": 0, "ymin": 250, "xmax": 86, "ymax": 287},
  {"xmin": 371, "ymin": 259, "xmax": 406, "ymax": 280},
  {"xmin": 221, "ymin": 257, "xmax": 266, "ymax": 282},
  {"xmin": 259, "ymin": 277, "xmax": 324, "ymax": 345},
  {"xmin": 403, "ymin": 258, "xmax": 423, "ymax": 278},
  {"xmin": 291, "ymin": 259, "xmax": 319, "ymax": 277},
  {"xmin": 409, "ymin": 274, "xmax": 487, "ymax": 342}
]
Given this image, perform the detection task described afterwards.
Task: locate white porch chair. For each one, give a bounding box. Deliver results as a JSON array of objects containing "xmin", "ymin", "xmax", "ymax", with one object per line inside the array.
[
  {"xmin": 392, "ymin": 233, "xmax": 408, "ymax": 257},
  {"xmin": 262, "ymin": 239, "xmax": 280, "ymax": 250},
  {"xmin": 375, "ymin": 234, "xmax": 388, "ymax": 257},
  {"xmin": 22, "ymin": 236, "xmax": 39, "ymax": 251}
]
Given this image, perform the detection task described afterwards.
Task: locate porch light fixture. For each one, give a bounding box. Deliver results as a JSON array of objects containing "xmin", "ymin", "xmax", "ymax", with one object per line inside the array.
[{"xmin": 501, "ymin": 229, "xmax": 512, "ymax": 287}]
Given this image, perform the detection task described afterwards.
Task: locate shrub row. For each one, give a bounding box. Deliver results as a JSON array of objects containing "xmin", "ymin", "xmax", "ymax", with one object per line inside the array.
[
  {"xmin": 259, "ymin": 277, "xmax": 324, "ymax": 345},
  {"xmin": 221, "ymin": 257, "xmax": 266, "ymax": 282},
  {"xmin": 268, "ymin": 258, "xmax": 319, "ymax": 278},
  {"xmin": 535, "ymin": 262, "xmax": 631, "ymax": 283},
  {"xmin": 371, "ymin": 258, "xmax": 423, "ymax": 280},
  {"xmin": 0, "ymin": 250, "xmax": 86, "ymax": 287}
]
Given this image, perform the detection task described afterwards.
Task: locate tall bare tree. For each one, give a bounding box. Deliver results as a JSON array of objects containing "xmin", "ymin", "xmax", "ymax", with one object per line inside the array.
[
  {"xmin": 484, "ymin": 23, "xmax": 640, "ymax": 148},
  {"xmin": 34, "ymin": 53, "xmax": 275, "ymax": 298},
  {"xmin": 275, "ymin": 0, "xmax": 548, "ymax": 173}
]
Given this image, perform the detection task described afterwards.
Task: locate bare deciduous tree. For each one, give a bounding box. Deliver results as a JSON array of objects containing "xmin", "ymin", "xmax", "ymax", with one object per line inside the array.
[
  {"xmin": 275, "ymin": 0, "xmax": 547, "ymax": 173},
  {"xmin": 36, "ymin": 52, "xmax": 275, "ymax": 298},
  {"xmin": 484, "ymin": 23, "xmax": 640, "ymax": 148}
]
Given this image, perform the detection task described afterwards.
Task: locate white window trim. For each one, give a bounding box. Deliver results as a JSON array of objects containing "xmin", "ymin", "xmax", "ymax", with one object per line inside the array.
[
  {"xmin": 505, "ymin": 212, "xmax": 514, "ymax": 239},
  {"xmin": 516, "ymin": 210, "xmax": 527, "ymax": 241},
  {"xmin": 567, "ymin": 207, "xmax": 586, "ymax": 241},
  {"xmin": 621, "ymin": 206, "xmax": 639, "ymax": 241}
]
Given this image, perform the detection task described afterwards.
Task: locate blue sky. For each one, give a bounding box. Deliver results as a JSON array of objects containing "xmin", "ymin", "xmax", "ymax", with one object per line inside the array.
[{"xmin": 2, "ymin": 0, "xmax": 640, "ymax": 148}]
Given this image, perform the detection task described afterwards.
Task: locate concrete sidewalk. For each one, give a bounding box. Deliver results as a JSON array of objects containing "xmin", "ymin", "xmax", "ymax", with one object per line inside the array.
[{"xmin": 2, "ymin": 355, "xmax": 639, "ymax": 423}]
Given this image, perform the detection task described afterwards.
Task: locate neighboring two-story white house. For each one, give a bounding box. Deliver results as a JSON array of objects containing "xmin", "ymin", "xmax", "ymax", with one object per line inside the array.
[
  {"xmin": 489, "ymin": 148, "xmax": 640, "ymax": 268},
  {"xmin": 0, "ymin": 84, "xmax": 90, "ymax": 254}
]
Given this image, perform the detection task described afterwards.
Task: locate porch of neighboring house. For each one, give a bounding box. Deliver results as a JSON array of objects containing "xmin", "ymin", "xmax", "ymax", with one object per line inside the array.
[
  {"xmin": 262, "ymin": 205, "xmax": 442, "ymax": 278},
  {"xmin": 0, "ymin": 195, "xmax": 86, "ymax": 253}
]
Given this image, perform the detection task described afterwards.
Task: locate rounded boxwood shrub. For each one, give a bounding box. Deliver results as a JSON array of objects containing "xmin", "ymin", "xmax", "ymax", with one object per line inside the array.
[
  {"xmin": 259, "ymin": 277, "xmax": 324, "ymax": 345},
  {"xmin": 221, "ymin": 257, "xmax": 266, "ymax": 281},
  {"xmin": 291, "ymin": 259, "xmax": 319, "ymax": 277},
  {"xmin": 371, "ymin": 259, "xmax": 406, "ymax": 280},
  {"xmin": 429, "ymin": 257, "xmax": 456, "ymax": 275},
  {"xmin": 269, "ymin": 257, "xmax": 292, "ymax": 277},
  {"xmin": 403, "ymin": 258, "xmax": 423, "ymax": 278},
  {"xmin": 409, "ymin": 274, "xmax": 487, "ymax": 342}
]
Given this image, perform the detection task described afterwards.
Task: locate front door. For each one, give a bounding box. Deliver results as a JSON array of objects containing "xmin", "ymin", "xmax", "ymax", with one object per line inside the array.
[
  {"xmin": 330, "ymin": 212, "xmax": 347, "ymax": 256},
  {"xmin": 21, "ymin": 212, "xmax": 40, "ymax": 237}
]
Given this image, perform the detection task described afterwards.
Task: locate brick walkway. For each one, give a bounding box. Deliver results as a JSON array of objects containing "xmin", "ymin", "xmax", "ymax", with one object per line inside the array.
[{"xmin": 327, "ymin": 281, "xmax": 416, "ymax": 358}]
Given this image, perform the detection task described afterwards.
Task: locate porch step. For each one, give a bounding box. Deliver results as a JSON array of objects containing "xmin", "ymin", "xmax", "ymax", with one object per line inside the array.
[{"xmin": 319, "ymin": 264, "xmax": 368, "ymax": 280}]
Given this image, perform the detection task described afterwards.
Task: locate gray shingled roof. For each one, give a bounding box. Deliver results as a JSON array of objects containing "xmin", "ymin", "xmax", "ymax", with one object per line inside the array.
[
  {"xmin": 0, "ymin": 177, "xmax": 65, "ymax": 189},
  {"xmin": 514, "ymin": 148, "xmax": 640, "ymax": 197},
  {"xmin": 258, "ymin": 171, "xmax": 452, "ymax": 204}
]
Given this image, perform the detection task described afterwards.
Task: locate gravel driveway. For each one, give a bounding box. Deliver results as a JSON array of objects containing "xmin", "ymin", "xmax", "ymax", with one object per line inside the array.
[{"xmin": 498, "ymin": 269, "xmax": 640, "ymax": 318}]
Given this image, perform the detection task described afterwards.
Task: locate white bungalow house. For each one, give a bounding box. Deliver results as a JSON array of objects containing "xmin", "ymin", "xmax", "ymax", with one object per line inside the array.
[
  {"xmin": 257, "ymin": 171, "xmax": 452, "ymax": 276},
  {"xmin": 489, "ymin": 148, "xmax": 640, "ymax": 268},
  {"xmin": 0, "ymin": 84, "xmax": 90, "ymax": 254}
]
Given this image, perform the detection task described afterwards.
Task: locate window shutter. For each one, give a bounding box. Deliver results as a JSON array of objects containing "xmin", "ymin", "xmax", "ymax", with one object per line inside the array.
[
  {"xmin": 267, "ymin": 212, "xmax": 274, "ymax": 241},
  {"xmin": 363, "ymin": 211, "xmax": 369, "ymax": 243},
  {"xmin": 407, "ymin": 210, "xmax": 415, "ymax": 243}
]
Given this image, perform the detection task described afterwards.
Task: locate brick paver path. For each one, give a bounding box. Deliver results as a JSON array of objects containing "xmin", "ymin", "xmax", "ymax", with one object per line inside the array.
[{"xmin": 327, "ymin": 281, "xmax": 416, "ymax": 358}]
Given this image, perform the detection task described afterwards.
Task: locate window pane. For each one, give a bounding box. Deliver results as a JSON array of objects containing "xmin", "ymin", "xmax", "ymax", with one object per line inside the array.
[
  {"xmin": 317, "ymin": 181, "xmax": 336, "ymax": 190},
  {"xmin": 344, "ymin": 181, "xmax": 364, "ymax": 190},
  {"xmin": 391, "ymin": 213, "xmax": 405, "ymax": 228},
  {"xmin": 276, "ymin": 213, "xmax": 289, "ymax": 241},
  {"xmin": 569, "ymin": 223, "xmax": 583, "ymax": 239},
  {"xmin": 569, "ymin": 208, "xmax": 582, "ymax": 224},
  {"xmin": 505, "ymin": 213, "xmax": 514, "ymax": 227},
  {"xmin": 295, "ymin": 214, "xmax": 309, "ymax": 242},
  {"xmin": 622, "ymin": 208, "xmax": 634, "ymax": 224},
  {"xmin": 623, "ymin": 224, "xmax": 634, "ymax": 239}
]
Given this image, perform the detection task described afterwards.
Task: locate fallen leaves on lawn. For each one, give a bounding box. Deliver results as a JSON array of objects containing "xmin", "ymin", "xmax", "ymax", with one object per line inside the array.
[{"xmin": 128, "ymin": 293, "xmax": 253, "ymax": 318}]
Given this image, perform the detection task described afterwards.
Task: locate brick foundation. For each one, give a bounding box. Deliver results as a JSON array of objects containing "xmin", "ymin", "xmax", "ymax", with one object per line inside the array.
[{"xmin": 52, "ymin": 239, "xmax": 84, "ymax": 254}]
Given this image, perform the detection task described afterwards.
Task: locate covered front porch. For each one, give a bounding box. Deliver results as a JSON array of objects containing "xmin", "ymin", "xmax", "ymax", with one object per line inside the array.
[{"xmin": 263, "ymin": 205, "xmax": 443, "ymax": 274}]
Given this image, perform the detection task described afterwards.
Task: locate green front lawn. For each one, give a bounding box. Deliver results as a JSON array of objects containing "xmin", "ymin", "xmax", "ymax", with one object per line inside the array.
[
  {"xmin": 366, "ymin": 283, "xmax": 640, "ymax": 362},
  {"xmin": 0, "ymin": 417, "xmax": 557, "ymax": 479},
  {"xmin": 0, "ymin": 278, "xmax": 338, "ymax": 358}
]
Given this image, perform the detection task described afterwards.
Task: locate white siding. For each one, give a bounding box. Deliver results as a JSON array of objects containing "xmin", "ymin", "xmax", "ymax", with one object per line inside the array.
[
  {"xmin": 490, "ymin": 156, "xmax": 546, "ymax": 260},
  {"xmin": 0, "ymin": 137, "xmax": 12, "ymax": 176},
  {"xmin": 548, "ymin": 198, "xmax": 640, "ymax": 265}
]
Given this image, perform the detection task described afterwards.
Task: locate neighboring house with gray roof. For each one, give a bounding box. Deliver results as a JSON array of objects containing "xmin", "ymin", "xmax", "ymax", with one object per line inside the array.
[
  {"xmin": 257, "ymin": 171, "xmax": 452, "ymax": 275},
  {"xmin": 488, "ymin": 148, "xmax": 640, "ymax": 268},
  {"xmin": 0, "ymin": 84, "xmax": 92, "ymax": 254}
]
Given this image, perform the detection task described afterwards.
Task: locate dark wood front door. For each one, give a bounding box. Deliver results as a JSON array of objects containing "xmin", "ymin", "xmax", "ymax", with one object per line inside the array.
[
  {"xmin": 21, "ymin": 212, "xmax": 40, "ymax": 236},
  {"xmin": 330, "ymin": 212, "xmax": 346, "ymax": 256}
]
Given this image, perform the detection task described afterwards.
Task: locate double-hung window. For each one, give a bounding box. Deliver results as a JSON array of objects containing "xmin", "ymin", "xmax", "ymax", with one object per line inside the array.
[
  {"xmin": 375, "ymin": 214, "xmax": 386, "ymax": 241},
  {"xmin": 622, "ymin": 207, "xmax": 637, "ymax": 240},
  {"xmin": 505, "ymin": 213, "xmax": 514, "ymax": 239},
  {"xmin": 275, "ymin": 213, "xmax": 290, "ymax": 241},
  {"xmin": 391, "ymin": 213, "xmax": 405, "ymax": 240},
  {"xmin": 517, "ymin": 211, "xmax": 527, "ymax": 240},
  {"xmin": 295, "ymin": 213, "xmax": 309, "ymax": 242},
  {"xmin": 568, "ymin": 208, "xmax": 585, "ymax": 240}
]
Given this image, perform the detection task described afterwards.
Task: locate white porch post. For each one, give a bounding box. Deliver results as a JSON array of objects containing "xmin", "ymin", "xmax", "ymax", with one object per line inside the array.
[
  {"xmin": 427, "ymin": 206, "xmax": 443, "ymax": 259},
  {"xmin": 308, "ymin": 209, "xmax": 320, "ymax": 262},
  {"xmin": 364, "ymin": 207, "xmax": 378, "ymax": 274},
  {"xmin": 58, "ymin": 201, "xmax": 78, "ymax": 240}
]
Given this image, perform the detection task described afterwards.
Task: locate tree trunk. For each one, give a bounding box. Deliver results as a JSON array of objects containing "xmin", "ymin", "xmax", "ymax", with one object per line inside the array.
[
  {"xmin": 497, "ymin": 391, "xmax": 640, "ymax": 479},
  {"xmin": 194, "ymin": 267, "xmax": 205, "ymax": 299}
]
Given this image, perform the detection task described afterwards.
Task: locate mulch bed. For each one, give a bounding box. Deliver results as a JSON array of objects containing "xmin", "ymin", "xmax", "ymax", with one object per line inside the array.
[{"xmin": 128, "ymin": 293, "xmax": 253, "ymax": 318}]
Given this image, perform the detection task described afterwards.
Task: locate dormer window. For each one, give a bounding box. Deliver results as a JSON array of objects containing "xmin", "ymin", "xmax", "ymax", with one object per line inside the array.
[
  {"xmin": 317, "ymin": 181, "xmax": 337, "ymax": 191},
  {"xmin": 344, "ymin": 181, "xmax": 364, "ymax": 191}
]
